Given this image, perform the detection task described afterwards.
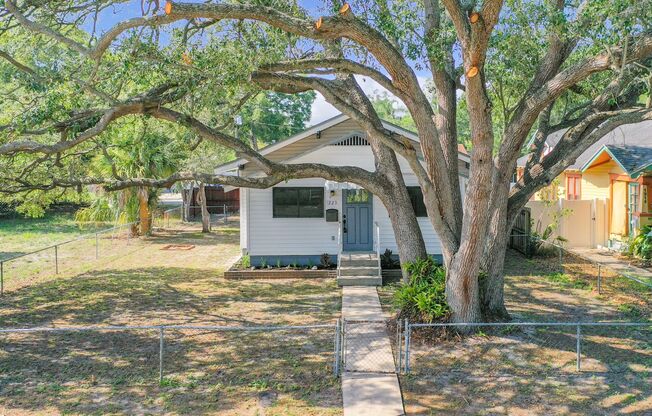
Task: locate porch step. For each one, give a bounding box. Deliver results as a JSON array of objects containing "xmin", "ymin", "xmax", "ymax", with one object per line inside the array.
[
  {"xmin": 337, "ymin": 276, "xmax": 382, "ymax": 286},
  {"xmin": 340, "ymin": 252, "xmax": 377, "ymax": 260},
  {"xmin": 339, "ymin": 252, "xmax": 379, "ymax": 268},
  {"xmin": 340, "ymin": 258, "xmax": 378, "ymax": 267},
  {"xmin": 339, "ymin": 266, "xmax": 380, "ymax": 277}
]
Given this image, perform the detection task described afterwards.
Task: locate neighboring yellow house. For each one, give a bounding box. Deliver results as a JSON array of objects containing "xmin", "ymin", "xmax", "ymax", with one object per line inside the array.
[
  {"xmin": 580, "ymin": 144, "xmax": 652, "ymax": 238},
  {"xmin": 517, "ymin": 121, "xmax": 652, "ymax": 244}
]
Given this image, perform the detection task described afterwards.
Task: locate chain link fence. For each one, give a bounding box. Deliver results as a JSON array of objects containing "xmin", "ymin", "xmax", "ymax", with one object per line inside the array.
[
  {"xmin": 152, "ymin": 206, "xmax": 184, "ymax": 229},
  {"xmin": 511, "ymin": 235, "xmax": 652, "ymax": 294},
  {"xmin": 152, "ymin": 205, "xmax": 235, "ymax": 229},
  {"xmin": 341, "ymin": 319, "xmax": 397, "ymax": 373},
  {"xmin": 0, "ymin": 323, "xmax": 339, "ymax": 389},
  {"xmin": 1, "ymin": 203, "xmax": 239, "ymax": 296},
  {"xmin": 401, "ymin": 322, "xmax": 651, "ymax": 376},
  {"xmin": 0, "ymin": 222, "xmax": 140, "ymax": 295}
]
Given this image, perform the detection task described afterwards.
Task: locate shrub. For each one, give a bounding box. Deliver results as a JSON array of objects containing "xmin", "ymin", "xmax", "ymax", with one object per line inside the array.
[
  {"xmin": 380, "ymin": 248, "xmax": 399, "ymax": 269},
  {"xmin": 393, "ymin": 257, "xmax": 449, "ymax": 322},
  {"xmin": 320, "ymin": 253, "xmax": 331, "ymax": 268},
  {"xmin": 629, "ymin": 225, "xmax": 652, "ymax": 260},
  {"xmin": 241, "ymin": 254, "xmax": 251, "ymax": 268}
]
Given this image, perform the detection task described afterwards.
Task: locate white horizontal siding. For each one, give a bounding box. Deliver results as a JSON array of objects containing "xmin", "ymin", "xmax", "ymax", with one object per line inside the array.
[
  {"xmin": 241, "ymin": 135, "xmax": 469, "ymax": 257},
  {"xmin": 247, "ymin": 178, "xmax": 340, "ymax": 256},
  {"xmin": 373, "ymin": 196, "xmax": 441, "ymax": 255}
]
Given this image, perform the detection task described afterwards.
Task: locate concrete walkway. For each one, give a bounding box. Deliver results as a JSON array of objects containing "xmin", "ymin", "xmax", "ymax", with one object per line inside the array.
[
  {"xmin": 341, "ymin": 286, "xmax": 404, "ymax": 416},
  {"xmin": 571, "ymin": 248, "xmax": 652, "ymax": 287}
]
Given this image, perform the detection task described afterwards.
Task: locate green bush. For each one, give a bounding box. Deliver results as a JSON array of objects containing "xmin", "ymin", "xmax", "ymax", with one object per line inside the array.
[
  {"xmin": 393, "ymin": 257, "xmax": 449, "ymax": 322},
  {"xmin": 629, "ymin": 225, "xmax": 652, "ymax": 260}
]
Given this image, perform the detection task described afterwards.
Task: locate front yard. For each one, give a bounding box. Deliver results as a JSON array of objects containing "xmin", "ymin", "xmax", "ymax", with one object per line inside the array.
[
  {"xmin": 0, "ymin": 212, "xmax": 111, "ymax": 262},
  {"xmin": 380, "ymin": 250, "xmax": 652, "ymax": 415},
  {"xmin": 0, "ymin": 220, "xmax": 342, "ymax": 415},
  {"xmin": 3, "ymin": 213, "xmax": 651, "ymax": 415}
]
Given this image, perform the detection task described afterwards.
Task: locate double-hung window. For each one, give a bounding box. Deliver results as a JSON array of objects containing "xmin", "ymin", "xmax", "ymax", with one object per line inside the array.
[{"xmin": 566, "ymin": 174, "xmax": 581, "ymax": 200}]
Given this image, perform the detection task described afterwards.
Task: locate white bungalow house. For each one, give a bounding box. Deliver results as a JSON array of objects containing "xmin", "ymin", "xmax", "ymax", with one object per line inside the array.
[{"xmin": 216, "ymin": 114, "xmax": 469, "ymax": 285}]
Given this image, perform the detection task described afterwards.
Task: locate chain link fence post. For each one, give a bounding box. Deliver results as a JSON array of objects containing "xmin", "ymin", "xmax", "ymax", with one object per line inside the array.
[
  {"xmin": 54, "ymin": 245, "xmax": 59, "ymax": 274},
  {"xmin": 576, "ymin": 324, "xmax": 581, "ymax": 371},
  {"xmin": 334, "ymin": 319, "xmax": 341, "ymax": 377},
  {"xmin": 95, "ymin": 232, "xmax": 99, "ymax": 260},
  {"xmin": 404, "ymin": 319, "xmax": 410, "ymax": 374},
  {"xmin": 396, "ymin": 318, "xmax": 402, "ymax": 373},
  {"xmin": 341, "ymin": 318, "xmax": 346, "ymax": 368},
  {"xmin": 597, "ymin": 264, "xmax": 602, "ymax": 294},
  {"xmin": 1, "ymin": 261, "xmax": 3, "ymax": 296},
  {"xmin": 159, "ymin": 327, "xmax": 165, "ymax": 384}
]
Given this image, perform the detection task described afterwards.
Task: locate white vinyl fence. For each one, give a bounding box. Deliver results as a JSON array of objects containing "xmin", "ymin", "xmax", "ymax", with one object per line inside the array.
[{"xmin": 527, "ymin": 198, "xmax": 609, "ymax": 248}]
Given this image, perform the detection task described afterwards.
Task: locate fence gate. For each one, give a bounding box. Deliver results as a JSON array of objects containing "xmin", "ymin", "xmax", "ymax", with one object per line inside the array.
[
  {"xmin": 340, "ymin": 319, "xmax": 396, "ymax": 373},
  {"xmin": 510, "ymin": 207, "xmax": 531, "ymax": 256}
]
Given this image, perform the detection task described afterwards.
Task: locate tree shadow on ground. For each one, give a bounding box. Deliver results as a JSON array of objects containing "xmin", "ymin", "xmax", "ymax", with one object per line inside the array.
[
  {"xmin": 404, "ymin": 323, "xmax": 651, "ymax": 415},
  {"xmin": 395, "ymin": 249, "xmax": 651, "ymax": 415},
  {"xmin": 0, "ymin": 264, "xmax": 342, "ymax": 414}
]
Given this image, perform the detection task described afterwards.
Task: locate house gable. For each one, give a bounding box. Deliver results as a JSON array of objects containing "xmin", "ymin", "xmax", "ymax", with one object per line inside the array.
[
  {"xmin": 216, "ymin": 114, "xmax": 470, "ymax": 176},
  {"xmin": 581, "ymin": 145, "xmax": 652, "ymax": 179}
]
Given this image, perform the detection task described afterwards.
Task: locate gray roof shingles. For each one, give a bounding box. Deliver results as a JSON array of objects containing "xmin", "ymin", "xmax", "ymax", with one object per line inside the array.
[{"xmin": 517, "ymin": 119, "xmax": 652, "ymax": 171}]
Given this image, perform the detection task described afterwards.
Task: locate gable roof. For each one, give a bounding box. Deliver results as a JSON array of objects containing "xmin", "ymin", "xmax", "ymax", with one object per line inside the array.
[
  {"xmin": 517, "ymin": 119, "xmax": 652, "ymax": 170},
  {"xmin": 582, "ymin": 144, "xmax": 652, "ymax": 178},
  {"xmin": 216, "ymin": 113, "xmax": 470, "ymax": 173}
]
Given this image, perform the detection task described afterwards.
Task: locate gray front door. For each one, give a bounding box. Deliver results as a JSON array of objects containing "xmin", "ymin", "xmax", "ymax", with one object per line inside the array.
[{"xmin": 342, "ymin": 189, "xmax": 373, "ymax": 251}]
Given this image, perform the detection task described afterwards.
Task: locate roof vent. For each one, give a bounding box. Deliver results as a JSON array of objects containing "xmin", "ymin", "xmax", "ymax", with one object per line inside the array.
[{"xmin": 331, "ymin": 134, "xmax": 369, "ymax": 146}]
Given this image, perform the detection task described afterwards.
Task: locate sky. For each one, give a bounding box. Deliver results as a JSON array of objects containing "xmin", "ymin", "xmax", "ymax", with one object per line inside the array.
[{"xmin": 85, "ymin": 0, "xmax": 431, "ymax": 126}]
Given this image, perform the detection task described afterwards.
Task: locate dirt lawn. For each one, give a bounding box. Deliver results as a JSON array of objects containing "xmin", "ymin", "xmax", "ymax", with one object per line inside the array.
[
  {"xmin": 381, "ymin": 250, "xmax": 652, "ymax": 416},
  {"xmin": 0, "ymin": 221, "xmax": 342, "ymax": 415}
]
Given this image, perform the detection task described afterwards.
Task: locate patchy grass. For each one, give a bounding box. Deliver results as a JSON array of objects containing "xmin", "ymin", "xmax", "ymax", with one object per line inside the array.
[
  {"xmin": 0, "ymin": 212, "xmax": 112, "ymax": 261},
  {"xmin": 0, "ymin": 221, "xmax": 342, "ymax": 415},
  {"xmin": 544, "ymin": 272, "xmax": 592, "ymax": 290},
  {"xmin": 382, "ymin": 249, "xmax": 651, "ymax": 415}
]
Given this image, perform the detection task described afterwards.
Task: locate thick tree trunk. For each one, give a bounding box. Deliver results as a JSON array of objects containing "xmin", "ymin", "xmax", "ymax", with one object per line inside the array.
[
  {"xmin": 440, "ymin": 70, "xmax": 495, "ymax": 324},
  {"xmin": 138, "ymin": 187, "xmax": 151, "ymax": 235},
  {"xmin": 197, "ymin": 182, "xmax": 211, "ymax": 233},
  {"xmin": 370, "ymin": 132, "xmax": 428, "ymax": 282},
  {"xmin": 381, "ymin": 189, "xmax": 428, "ymax": 282},
  {"xmin": 445, "ymin": 252, "xmax": 482, "ymax": 323},
  {"xmin": 181, "ymin": 186, "xmax": 191, "ymax": 222},
  {"xmin": 480, "ymin": 197, "xmax": 510, "ymax": 320}
]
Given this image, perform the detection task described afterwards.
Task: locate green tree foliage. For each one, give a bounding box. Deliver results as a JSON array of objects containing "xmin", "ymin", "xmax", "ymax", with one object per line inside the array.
[
  {"xmin": 370, "ymin": 91, "xmax": 416, "ymax": 130},
  {"xmin": 0, "ymin": 6, "xmax": 315, "ymax": 217},
  {"xmin": 238, "ymin": 91, "xmax": 316, "ymax": 145}
]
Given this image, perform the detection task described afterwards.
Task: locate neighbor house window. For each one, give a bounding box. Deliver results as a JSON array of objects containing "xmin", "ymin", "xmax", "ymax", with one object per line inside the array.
[
  {"xmin": 407, "ymin": 186, "xmax": 428, "ymax": 217},
  {"xmin": 273, "ymin": 187, "xmax": 324, "ymax": 218},
  {"xmin": 566, "ymin": 174, "xmax": 581, "ymax": 200}
]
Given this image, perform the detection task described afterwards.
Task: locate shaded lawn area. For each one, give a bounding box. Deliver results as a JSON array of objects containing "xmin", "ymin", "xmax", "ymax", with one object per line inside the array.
[
  {"xmin": 0, "ymin": 223, "xmax": 342, "ymax": 415},
  {"xmin": 0, "ymin": 212, "xmax": 111, "ymax": 262},
  {"xmin": 380, "ymin": 249, "xmax": 651, "ymax": 415}
]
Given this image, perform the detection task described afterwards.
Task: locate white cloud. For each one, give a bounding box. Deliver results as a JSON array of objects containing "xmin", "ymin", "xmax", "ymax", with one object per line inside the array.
[{"xmin": 309, "ymin": 93, "xmax": 340, "ymax": 125}]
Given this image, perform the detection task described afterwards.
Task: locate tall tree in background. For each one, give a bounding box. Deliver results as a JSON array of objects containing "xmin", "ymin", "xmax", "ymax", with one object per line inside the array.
[
  {"xmin": 239, "ymin": 91, "xmax": 316, "ymax": 145},
  {"xmin": 1, "ymin": 0, "xmax": 652, "ymax": 322}
]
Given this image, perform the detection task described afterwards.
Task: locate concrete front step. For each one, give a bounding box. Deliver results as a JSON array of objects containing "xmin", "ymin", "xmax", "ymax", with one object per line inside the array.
[
  {"xmin": 340, "ymin": 252, "xmax": 378, "ymax": 261},
  {"xmin": 340, "ymin": 259, "xmax": 379, "ymax": 267},
  {"xmin": 337, "ymin": 276, "xmax": 382, "ymax": 286},
  {"xmin": 339, "ymin": 266, "xmax": 380, "ymax": 277}
]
